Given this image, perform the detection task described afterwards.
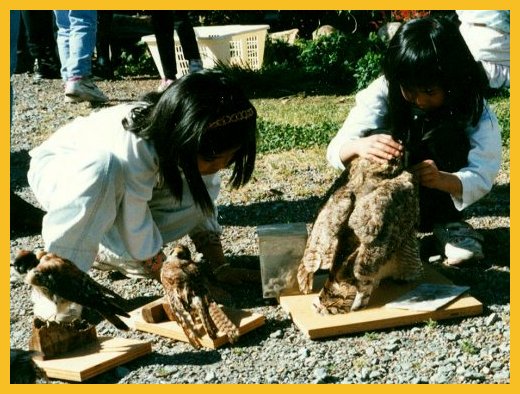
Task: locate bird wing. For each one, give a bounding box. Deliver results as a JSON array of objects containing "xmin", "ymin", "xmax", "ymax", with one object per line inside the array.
[
  {"xmin": 297, "ymin": 174, "xmax": 355, "ymax": 293},
  {"xmin": 161, "ymin": 246, "xmax": 240, "ymax": 348},
  {"xmin": 161, "ymin": 264, "xmax": 203, "ymax": 349}
]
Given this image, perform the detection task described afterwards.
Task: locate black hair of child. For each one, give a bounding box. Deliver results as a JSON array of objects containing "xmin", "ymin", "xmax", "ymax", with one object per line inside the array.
[
  {"xmin": 382, "ymin": 16, "xmax": 489, "ymax": 142},
  {"xmin": 122, "ymin": 70, "xmax": 257, "ymax": 215}
]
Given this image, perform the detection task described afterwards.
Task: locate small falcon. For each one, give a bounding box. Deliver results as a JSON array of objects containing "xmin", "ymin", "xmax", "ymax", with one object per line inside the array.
[
  {"xmin": 12, "ymin": 250, "xmax": 130, "ymax": 330},
  {"xmin": 161, "ymin": 245, "xmax": 239, "ymax": 349}
]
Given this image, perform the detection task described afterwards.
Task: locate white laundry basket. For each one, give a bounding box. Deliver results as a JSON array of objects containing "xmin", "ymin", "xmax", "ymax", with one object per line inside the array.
[{"xmin": 141, "ymin": 24, "xmax": 270, "ymax": 79}]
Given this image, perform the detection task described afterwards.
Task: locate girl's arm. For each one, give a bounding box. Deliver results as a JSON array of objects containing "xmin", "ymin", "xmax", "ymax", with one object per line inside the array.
[
  {"xmin": 327, "ymin": 76, "xmax": 396, "ymax": 169},
  {"xmin": 452, "ymin": 103, "xmax": 502, "ymax": 209}
]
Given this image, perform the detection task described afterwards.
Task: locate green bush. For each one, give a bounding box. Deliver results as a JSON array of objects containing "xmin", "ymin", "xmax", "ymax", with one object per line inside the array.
[
  {"xmin": 263, "ymin": 37, "xmax": 301, "ymax": 68},
  {"xmin": 353, "ymin": 51, "xmax": 383, "ymax": 90},
  {"xmin": 114, "ymin": 42, "xmax": 158, "ymax": 78},
  {"xmin": 353, "ymin": 32, "xmax": 386, "ymax": 90},
  {"xmin": 261, "ymin": 30, "xmax": 387, "ymax": 94},
  {"xmin": 296, "ymin": 32, "xmax": 366, "ymax": 85}
]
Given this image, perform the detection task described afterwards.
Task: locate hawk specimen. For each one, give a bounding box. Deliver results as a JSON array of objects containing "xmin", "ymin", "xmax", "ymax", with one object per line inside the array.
[
  {"xmin": 161, "ymin": 245, "xmax": 239, "ymax": 349},
  {"xmin": 297, "ymin": 157, "xmax": 423, "ymax": 314},
  {"xmin": 12, "ymin": 250, "xmax": 130, "ymax": 330}
]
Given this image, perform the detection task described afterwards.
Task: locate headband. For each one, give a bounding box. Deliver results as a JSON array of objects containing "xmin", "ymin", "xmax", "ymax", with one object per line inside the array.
[{"xmin": 208, "ymin": 107, "xmax": 255, "ymax": 129}]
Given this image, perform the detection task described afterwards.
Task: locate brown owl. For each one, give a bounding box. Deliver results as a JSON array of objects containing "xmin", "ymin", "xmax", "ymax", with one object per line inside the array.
[
  {"xmin": 297, "ymin": 157, "xmax": 423, "ymax": 314},
  {"xmin": 160, "ymin": 245, "xmax": 239, "ymax": 349}
]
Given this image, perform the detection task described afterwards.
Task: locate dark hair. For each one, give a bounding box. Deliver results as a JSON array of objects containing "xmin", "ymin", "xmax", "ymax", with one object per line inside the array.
[
  {"xmin": 123, "ymin": 70, "xmax": 257, "ymax": 215},
  {"xmin": 382, "ymin": 16, "xmax": 488, "ymax": 133}
]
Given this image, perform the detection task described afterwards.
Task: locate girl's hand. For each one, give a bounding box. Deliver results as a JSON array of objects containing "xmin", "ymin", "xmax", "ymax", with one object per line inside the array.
[
  {"xmin": 411, "ymin": 159, "xmax": 463, "ymax": 199},
  {"xmin": 411, "ymin": 159, "xmax": 442, "ymax": 188},
  {"xmin": 351, "ymin": 134, "xmax": 403, "ymax": 164}
]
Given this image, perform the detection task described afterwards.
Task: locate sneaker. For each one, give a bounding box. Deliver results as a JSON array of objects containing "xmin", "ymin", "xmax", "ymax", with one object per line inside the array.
[
  {"xmin": 65, "ymin": 78, "xmax": 108, "ymax": 103},
  {"xmin": 157, "ymin": 78, "xmax": 175, "ymax": 92},
  {"xmin": 188, "ymin": 59, "xmax": 203, "ymax": 73},
  {"xmin": 433, "ymin": 221, "xmax": 484, "ymax": 266},
  {"xmin": 93, "ymin": 246, "xmax": 163, "ymax": 280}
]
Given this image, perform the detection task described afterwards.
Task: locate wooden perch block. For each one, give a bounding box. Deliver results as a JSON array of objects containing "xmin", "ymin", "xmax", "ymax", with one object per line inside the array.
[
  {"xmin": 141, "ymin": 298, "xmax": 168, "ymax": 323},
  {"xmin": 125, "ymin": 298, "xmax": 265, "ymax": 349},
  {"xmin": 29, "ymin": 318, "xmax": 98, "ymax": 360}
]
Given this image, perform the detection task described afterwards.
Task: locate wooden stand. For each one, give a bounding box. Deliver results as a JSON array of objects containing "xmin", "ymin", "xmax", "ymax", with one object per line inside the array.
[
  {"xmin": 280, "ymin": 264, "xmax": 483, "ymax": 339},
  {"xmin": 28, "ymin": 318, "xmax": 152, "ymax": 382},
  {"xmin": 123, "ymin": 297, "xmax": 266, "ymax": 349},
  {"xmin": 29, "ymin": 318, "xmax": 98, "ymax": 360},
  {"xmin": 32, "ymin": 336, "xmax": 152, "ymax": 382}
]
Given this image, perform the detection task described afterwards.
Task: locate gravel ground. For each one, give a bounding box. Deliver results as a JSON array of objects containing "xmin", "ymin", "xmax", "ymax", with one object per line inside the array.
[{"xmin": 10, "ymin": 73, "xmax": 510, "ymax": 384}]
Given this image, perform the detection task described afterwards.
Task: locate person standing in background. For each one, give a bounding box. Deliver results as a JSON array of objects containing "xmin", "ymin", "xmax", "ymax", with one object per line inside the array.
[
  {"xmin": 54, "ymin": 10, "xmax": 108, "ymax": 103},
  {"xmin": 20, "ymin": 11, "xmax": 61, "ymax": 81},
  {"xmin": 150, "ymin": 11, "xmax": 203, "ymax": 91},
  {"xmin": 456, "ymin": 10, "xmax": 510, "ymax": 89}
]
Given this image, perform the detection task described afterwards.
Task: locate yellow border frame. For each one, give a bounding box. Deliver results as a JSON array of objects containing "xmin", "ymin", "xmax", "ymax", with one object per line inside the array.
[{"xmin": 3, "ymin": 1, "xmax": 513, "ymax": 391}]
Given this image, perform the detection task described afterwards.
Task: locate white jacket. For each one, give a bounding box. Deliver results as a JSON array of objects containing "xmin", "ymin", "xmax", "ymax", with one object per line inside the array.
[
  {"xmin": 327, "ymin": 76, "xmax": 502, "ymax": 211},
  {"xmin": 28, "ymin": 104, "xmax": 221, "ymax": 271}
]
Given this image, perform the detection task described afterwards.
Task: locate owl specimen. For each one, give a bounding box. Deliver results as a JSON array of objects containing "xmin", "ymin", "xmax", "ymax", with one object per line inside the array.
[
  {"xmin": 160, "ymin": 245, "xmax": 239, "ymax": 349},
  {"xmin": 12, "ymin": 250, "xmax": 130, "ymax": 330},
  {"xmin": 297, "ymin": 157, "xmax": 423, "ymax": 314}
]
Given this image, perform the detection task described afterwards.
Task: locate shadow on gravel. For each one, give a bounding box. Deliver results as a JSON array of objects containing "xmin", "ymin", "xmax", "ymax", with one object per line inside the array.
[
  {"xmin": 480, "ymin": 227, "xmax": 510, "ymax": 266},
  {"xmin": 10, "ymin": 192, "xmax": 44, "ymax": 238},
  {"xmin": 465, "ymin": 183, "xmax": 510, "ymax": 218},
  {"xmin": 10, "ymin": 149, "xmax": 31, "ymax": 188},
  {"xmin": 218, "ymin": 197, "xmax": 322, "ymax": 226},
  {"xmin": 432, "ymin": 263, "xmax": 510, "ymax": 306}
]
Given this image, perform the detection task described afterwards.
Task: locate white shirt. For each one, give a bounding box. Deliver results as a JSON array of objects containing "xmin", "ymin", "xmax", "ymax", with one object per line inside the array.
[{"xmin": 29, "ymin": 104, "xmax": 221, "ymax": 270}]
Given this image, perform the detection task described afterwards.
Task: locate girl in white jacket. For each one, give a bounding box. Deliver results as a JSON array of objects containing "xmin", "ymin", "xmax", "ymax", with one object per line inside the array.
[
  {"xmin": 327, "ymin": 16, "xmax": 502, "ymax": 266},
  {"xmin": 28, "ymin": 70, "xmax": 257, "ymax": 292}
]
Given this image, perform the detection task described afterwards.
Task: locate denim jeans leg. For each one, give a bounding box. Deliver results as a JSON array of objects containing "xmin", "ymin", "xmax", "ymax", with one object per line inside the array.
[
  {"xmin": 10, "ymin": 10, "xmax": 20, "ymax": 76},
  {"xmin": 54, "ymin": 10, "xmax": 71, "ymax": 80},
  {"xmin": 10, "ymin": 10, "xmax": 20, "ymax": 125},
  {"xmin": 67, "ymin": 10, "xmax": 97, "ymax": 78}
]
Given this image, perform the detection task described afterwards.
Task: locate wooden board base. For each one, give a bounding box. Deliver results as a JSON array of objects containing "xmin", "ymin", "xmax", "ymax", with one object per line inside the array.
[
  {"xmin": 279, "ymin": 264, "xmax": 483, "ymax": 339},
  {"xmin": 33, "ymin": 336, "xmax": 152, "ymax": 382},
  {"xmin": 29, "ymin": 318, "xmax": 98, "ymax": 360},
  {"xmin": 124, "ymin": 298, "xmax": 265, "ymax": 349}
]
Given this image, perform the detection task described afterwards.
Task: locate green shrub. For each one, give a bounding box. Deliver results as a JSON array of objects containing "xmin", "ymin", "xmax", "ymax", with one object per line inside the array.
[
  {"xmin": 353, "ymin": 32, "xmax": 386, "ymax": 90},
  {"xmin": 114, "ymin": 42, "xmax": 158, "ymax": 77},
  {"xmin": 353, "ymin": 51, "xmax": 383, "ymax": 90},
  {"xmin": 263, "ymin": 38, "xmax": 301, "ymax": 68},
  {"xmin": 296, "ymin": 32, "xmax": 365, "ymax": 85}
]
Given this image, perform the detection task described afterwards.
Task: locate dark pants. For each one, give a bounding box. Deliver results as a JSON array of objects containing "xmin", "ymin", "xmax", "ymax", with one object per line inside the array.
[
  {"xmin": 413, "ymin": 120, "xmax": 470, "ymax": 232},
  {"xmin": 150, "ymin": 11, "xmax": 200, "ymax": 80},
  {"xmin": 20, "ymin": 11, "xmax": 58, "ymax": 62}
]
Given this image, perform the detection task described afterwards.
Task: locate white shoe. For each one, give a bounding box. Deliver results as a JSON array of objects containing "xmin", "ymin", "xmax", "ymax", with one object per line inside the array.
[
  {"xmin": 93, "ymin": 246, "xmax": 163, "ymax": 279},
  {"xmin": 65, "ymin": 78, "xmax": 108, "ymax": 103},
  {"xmin": 157, "ymin": 78, "xmax": 175, "ymax": 92},
  {"xmin": 433, "ymin": 222, "xmax": 484, "ymax": 266}
]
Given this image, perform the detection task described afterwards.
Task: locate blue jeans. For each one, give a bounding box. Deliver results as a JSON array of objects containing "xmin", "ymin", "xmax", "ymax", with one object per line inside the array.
[
  {"xmin": 11, "ymin": 10, "xmax": 20, "ymax": 125},
  {"xmin": 54, "ymin": 10, "xmax": 97, "ymax": 80}
]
